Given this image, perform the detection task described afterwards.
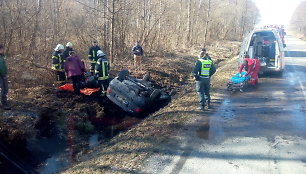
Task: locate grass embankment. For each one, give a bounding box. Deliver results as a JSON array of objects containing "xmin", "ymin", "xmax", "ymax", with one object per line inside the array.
[{"xmin": 63, "ymin": 42, "xmax": 240, "ymax": 174}]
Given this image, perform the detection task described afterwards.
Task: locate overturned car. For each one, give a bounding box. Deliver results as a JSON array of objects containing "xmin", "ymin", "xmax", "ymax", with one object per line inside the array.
[{"xmin": 106, "ymin": 70, "xmax": 170, "ymax": 114}]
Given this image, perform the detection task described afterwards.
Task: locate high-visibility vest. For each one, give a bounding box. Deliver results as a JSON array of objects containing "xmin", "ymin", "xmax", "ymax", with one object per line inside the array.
[{"xmin": 199, "ymin": 58, "xmax": 212, "ymax": 76}]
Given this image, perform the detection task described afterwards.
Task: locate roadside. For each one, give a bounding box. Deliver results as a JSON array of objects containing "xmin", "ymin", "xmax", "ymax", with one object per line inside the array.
[
  {"xmin": 143, "ymin": 34, "xmax": 306, "ymax": 174},
  {"xmin": 63, "ymin": 42, "xmax": 240, "ymax": 174}
]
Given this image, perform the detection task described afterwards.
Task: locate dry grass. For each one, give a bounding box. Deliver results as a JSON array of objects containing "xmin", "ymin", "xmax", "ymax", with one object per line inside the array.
[{"xmin": 63, "ymin": 43, "xmax": 240, "ymax": 174}]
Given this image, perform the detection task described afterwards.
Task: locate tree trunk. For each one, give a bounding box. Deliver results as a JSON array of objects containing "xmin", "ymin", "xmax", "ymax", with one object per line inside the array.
[
  {"xmin": 110, "ymin": 0, "xmax": 115, "ymax": 64},
  {"xmin": 27, "ymin": 0, "xmax": 42, "ymax": 59},
  {"xmin": 186, "ymin": 0, "xmax": 192, "ymax": 44},
  {"xmin": 203, "ymin": 0, "xmax": 211, "ymax": 47}
]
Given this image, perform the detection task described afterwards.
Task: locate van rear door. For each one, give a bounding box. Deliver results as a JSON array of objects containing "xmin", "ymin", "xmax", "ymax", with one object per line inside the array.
[
  {"xmin": 274, "ymin": 31, "xmax": 284, "ymax": 70},
  {"xmin": 239, "ymin": 32, "xmax": 251, "ymax": 64}
]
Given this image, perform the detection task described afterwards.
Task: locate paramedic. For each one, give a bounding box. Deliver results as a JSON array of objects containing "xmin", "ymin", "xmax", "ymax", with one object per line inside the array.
[{"xmin": 239, "ymin": 55, "xmax": 261, "ymax": 86}]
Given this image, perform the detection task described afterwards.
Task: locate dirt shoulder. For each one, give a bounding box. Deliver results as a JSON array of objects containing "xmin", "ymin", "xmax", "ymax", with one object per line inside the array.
[{"xmin": 63, "ymin": 43, "xmax": 240, "ymax": 174}]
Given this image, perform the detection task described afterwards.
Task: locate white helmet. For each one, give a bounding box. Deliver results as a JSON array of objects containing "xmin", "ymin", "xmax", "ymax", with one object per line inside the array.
[
  {"xmin": 66, "ymin": 42, "xmax": 73, "ymax": 47},
  {"xmin": 55, "ymin": 44, "xmax": 64, "ymax": 51},
  {"xmin": 97, "ymin": 50, "xmax": 105, "ymax": 57}
]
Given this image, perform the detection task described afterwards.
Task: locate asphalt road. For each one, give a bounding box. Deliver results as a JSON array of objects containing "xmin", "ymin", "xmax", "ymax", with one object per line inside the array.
[{"xmin": 144, "ymin": 34, "xmax": 306, "ymax": 174}]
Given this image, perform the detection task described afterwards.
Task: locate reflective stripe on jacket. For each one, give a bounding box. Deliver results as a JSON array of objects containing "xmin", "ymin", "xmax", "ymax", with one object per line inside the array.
[
  {"xmin": 199, "ymin": 58, "xmax": 212, "ymax": 76},
  {"xmin": 95, "ymin": 56, "xmax": 110, "ymax": 80},
  {"xmin": 52, "ymin": 51, "xmax": 64, "ymax": 71},
  {"xmin": 88, "ymin": 46, "xmax": 101, "ymax": 63}
]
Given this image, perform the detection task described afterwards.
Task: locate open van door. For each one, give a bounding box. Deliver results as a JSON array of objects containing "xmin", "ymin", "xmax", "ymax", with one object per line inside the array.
[{"xmin": 275, "ymin": 32, "xmax": 285, "ymax": 71}]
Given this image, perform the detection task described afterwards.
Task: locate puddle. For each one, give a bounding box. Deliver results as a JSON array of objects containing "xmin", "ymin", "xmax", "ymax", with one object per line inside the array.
[
  {"xmin": 196, "ymin": 123, "xmax": 210, "ymax": 140},
  {"xmin": 196, "ymin": 98, "xmax": 232, "ymax": 140}
]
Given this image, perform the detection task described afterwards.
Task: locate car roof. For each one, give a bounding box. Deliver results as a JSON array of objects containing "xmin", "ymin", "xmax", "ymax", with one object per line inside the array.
[{"xmin": 253, "ymin": 28, "xmax": 276, "ymax": 32}]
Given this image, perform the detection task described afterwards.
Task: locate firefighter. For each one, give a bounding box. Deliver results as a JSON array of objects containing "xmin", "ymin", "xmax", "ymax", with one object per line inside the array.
[
  {"xmin": 95, "ymin": 50, "xmax": 110, "ymax": 96},
  {"xmin": 193, "ymin": 50, "xmax": 216, "ymax": 110},
  {"xmin": 239, "ymin": 55, "xmax": 261, "ymax": 86},
  {"xmin": 63, "ymin": 42, "xmax": 73, "ymax": 60},
  {"xmin": 52, "ymin": 44, "xmax": 66, "ymax": 82},
  {"xmin": 88, "ymin": 41, "xmax": 101, "ymax": 74}
]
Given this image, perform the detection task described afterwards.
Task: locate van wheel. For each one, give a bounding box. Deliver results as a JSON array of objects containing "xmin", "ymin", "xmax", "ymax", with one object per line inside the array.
[
  {"xmin": 149, "ymin": 89, "xmax": 161, "ymax": 103},
  {"xmin": 118, "ymin": 69, "xmax": 130, "ymax": 81}
]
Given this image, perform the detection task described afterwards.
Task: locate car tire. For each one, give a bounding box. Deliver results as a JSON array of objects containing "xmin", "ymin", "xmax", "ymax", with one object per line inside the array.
[
  {"xmin": 142, "ymin": 73, "xmax": 150, "ymax": 81},
  {"xmin": 118, "ymin": 69, "xmax": 130, "ymax": 81},
  {"xmin": 149, "ymin": 89, "xmax": 161, "ymax": 103}
]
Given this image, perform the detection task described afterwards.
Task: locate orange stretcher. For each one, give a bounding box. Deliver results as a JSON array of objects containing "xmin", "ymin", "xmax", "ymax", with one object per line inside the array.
[{"xmin": 58, "ymin": 84, "xmax": 100, "ymax": 96}]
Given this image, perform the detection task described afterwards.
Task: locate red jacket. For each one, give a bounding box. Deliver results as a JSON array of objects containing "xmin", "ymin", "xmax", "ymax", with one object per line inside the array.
[
  {"xmin": 65, "ymin": 55, "xmax": 86, "ymax": 78},
  {"xmin": 239, "ymin": 58, "xmax": 260, "ymax": 76}
]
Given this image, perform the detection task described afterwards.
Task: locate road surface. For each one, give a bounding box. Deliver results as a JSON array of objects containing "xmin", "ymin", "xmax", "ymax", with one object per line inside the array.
[{"xmin": 144, "ymin": 34, "xmax": 306, "ymax": 174}]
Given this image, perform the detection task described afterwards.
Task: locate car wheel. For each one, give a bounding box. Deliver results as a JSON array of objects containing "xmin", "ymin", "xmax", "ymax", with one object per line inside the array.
[
  {"xmin": 142, "ymin": 72, "xmax": 150, "ymax": 81},
  {"xmin": 149, "ymin": 89, "xmax": 161, "ymax": 103},
  {"xmin": 118, "ymin": 69, "xmax": 130, "ymax": 81}
]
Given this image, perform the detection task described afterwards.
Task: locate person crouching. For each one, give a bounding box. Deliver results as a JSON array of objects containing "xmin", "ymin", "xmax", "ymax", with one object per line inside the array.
[
  {"xmin": 239, "ymin": 55, "xmax": 261, "ymax": 86},
  {"xmin": 65, "ymin": 51, "xmax": 86, "ymax": 94}
]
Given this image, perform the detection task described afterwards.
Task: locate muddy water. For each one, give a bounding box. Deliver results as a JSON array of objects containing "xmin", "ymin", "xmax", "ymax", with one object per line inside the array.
[
  {"xmin": 0, "ymin": 115, "xmax": 142, "ymax": 174},
  {"xmin": 0, "ymin": 97, "xmax": 169, "ymax": 174}
]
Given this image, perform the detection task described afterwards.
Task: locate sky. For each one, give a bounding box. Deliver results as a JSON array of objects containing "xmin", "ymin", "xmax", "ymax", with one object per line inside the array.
[{"xmin": 253, "ymin": 0, "xmax": 305, "ymax": 27}]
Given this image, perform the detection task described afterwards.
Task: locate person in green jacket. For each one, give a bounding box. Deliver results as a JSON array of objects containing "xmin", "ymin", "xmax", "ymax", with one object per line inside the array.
[{"xmin": 0, "ymin": 44, "xmax": 10, "ymax": 110}]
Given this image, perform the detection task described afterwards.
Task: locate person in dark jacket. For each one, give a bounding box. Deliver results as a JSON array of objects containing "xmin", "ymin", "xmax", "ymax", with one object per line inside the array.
[
  {"xmin": 132, "ymin": 41, "xmax": 144, "ymax": 67},
  {"xmin": 88, "ymin": 41, "xmax": 101, "ymax": 74},
  {"xmin": 62, "ymin": 42, "xmax": 73, "ymax": 60},
  {"xmin": 193, "ymin": 49, "xmax": 216, "ymax": 110},
  {"xmin": 52, "ymin": 44, "xmax": 66, "ymax": 82},
  {"xmin": 65, "ymin": 51, "xmax": 86, "ymax": 94},
  {"xmin": 198, "ymin": 48, "xmax": 212, "ymax": 60},
  {"xmin": 95, "ymin": 50, "xmax": 110, "ymax": 96},
  {"xmin": 0, "ymin": 44, "xmax": 10, "ymax": 110}
]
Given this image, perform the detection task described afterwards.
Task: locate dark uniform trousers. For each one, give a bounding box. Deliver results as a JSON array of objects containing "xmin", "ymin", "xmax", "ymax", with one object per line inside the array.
[
  {"xmin": 196, "ymin": 77, "xmax": 211, "ymax": 106},
  {"xmin": 55, "ymin": 71, "xmax": 66, "ymax": 82},
  {"xmin": 71, "ymin": 75, "xmax": 85, "ymax": 94},
  {"xmin": 0, "ymin": 75, "xmax": 8, "ymax": 104},
  {"xmin": 98, "ymin": 79, "xmax": 109, "ymax": 95}
]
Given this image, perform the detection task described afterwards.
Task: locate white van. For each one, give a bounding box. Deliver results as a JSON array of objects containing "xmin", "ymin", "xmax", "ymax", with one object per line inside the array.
[{"xmin": 239, "ymin": 28, "xmax": 285, "ymax": 74}]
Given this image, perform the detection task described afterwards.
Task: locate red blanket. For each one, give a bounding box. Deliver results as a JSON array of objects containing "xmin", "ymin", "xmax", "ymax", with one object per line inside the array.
[{"xmin": 58, "ymin": 84, "xmax": 100, "ymax": 96}]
